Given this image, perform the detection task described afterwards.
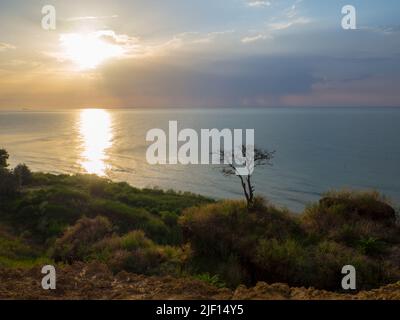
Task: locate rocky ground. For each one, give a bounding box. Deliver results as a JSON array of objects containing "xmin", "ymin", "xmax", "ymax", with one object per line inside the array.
[{"xmin": 0, "ymin": 262, "xmax": 399, "ymax": 300}]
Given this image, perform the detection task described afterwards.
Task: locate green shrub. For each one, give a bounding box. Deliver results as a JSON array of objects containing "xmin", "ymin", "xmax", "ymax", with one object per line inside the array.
[
  {"xmin": 5, "ymin": 187, "xmax": 90, "ymax": 241},
  {"xmin": 93, "ymin": 230, "xmax": 190, "ymax": 275},
  {"xmin": 13, "ymin": 164, "xmax": 32, "ymax": 186},
  {"xmin": 180, "ymin": 199, "xmax": 304, "ymax": 287},
  {"xmin": 320, "ymin": 190, "xmax": 396, "ymax": 223},
  {"xmin": 357, "ymin": 237, "xmax": 386, "ymax": 256},
  {"xmin": 0, "ymin": 225, "xmax": 51, "ymax": 268},
  {"xmin": 52, "ymin": 216, "xmax": 113, "ymax": 262},
  {"xmin": 253, "ymin": 238, "xmax": 308, "ymax": 284},
  {"xmin": 302, "ymin": 190, "xmax": 400, "ymax": 246},
  {"xmin": 0, "ymin": 169, "xmax": 18, "ymax": 198}
]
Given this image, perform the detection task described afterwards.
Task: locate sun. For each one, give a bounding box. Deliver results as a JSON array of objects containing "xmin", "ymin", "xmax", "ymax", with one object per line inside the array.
[{"xmin": 60, "ymin": 32, "xmax": 124, "ymax": 70}]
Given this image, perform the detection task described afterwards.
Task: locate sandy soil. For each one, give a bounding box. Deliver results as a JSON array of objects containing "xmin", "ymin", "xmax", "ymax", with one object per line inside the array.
[{"xmin": 1, "ymin": 262, "xmax": 399, "ymax": 300}]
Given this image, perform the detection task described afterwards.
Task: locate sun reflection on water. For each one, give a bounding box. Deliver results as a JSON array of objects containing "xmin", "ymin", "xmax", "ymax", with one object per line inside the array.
[{"xmin": 78, "ymin": 109, "xmax": 113, "ymax": 176}]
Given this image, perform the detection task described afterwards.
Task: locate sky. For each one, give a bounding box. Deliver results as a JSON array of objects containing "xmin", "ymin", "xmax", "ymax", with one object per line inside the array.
[{"xmin": 0, "ymin": 0, "xmax": 399, "ymax": 109}]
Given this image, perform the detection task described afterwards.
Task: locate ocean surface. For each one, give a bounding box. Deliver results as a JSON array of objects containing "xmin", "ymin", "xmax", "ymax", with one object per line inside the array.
[{"xmin": 0, "ymin": 107, "xmax": 399, "ymax": 212}]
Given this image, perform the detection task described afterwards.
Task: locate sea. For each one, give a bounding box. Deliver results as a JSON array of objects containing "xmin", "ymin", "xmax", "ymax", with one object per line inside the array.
[{"xmin": 0, "ymin": 107, "xmax": 399, "ymax": 213}]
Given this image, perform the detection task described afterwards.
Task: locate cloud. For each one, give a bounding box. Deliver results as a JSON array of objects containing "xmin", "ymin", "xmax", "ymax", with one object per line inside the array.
[
  {"xmin": 171, "ymin": 30, "xmax": 235, "ymax": 45},
  {"xmin": 98, "ymin": 51, "xmax": 400, "ymax": 108},
  {"xmin": 124, "ymin": 30, "xmax": 237, "ymax": 58},
  {"xmin": 284, "ymin": 0, "xmax": 304, "ymax": 18},
  {"xmin": 262, "ymin": 0, "xmax": 310, "ymax": 32},
  {"xmin": 246, "ymin": 1, "xmax": 271, "ymax": 8},
  {"xmin": 360, "ymin": 25, "xmax": 400, "ymax": 35},
  {"xmin": 268, "ymin": 17, "xmax": 310, "ymax": 31},
  {"xmin": 282, "ymin": 75, "xmax": 400, "ymax": 107},
  {"xmin": 1, "ymin": 0, "xmax": 399, "ymax": 109},
  {"xmin": 46, "ymin": 28, "xmax": 238, "ymax": 71},
  {"xmin": 241, "ymin": 34, "xmax": 270, "ymax": 43},
  {"xmin": 0, "ymin": 42, "xmax": 16, "ymax": 51},
  {"xmin": 48, "ymin": 30, "xmax": 146, "ymax": 67},
  {"xmin": 99, "ymin": 55, "xmax": 318, "ymax": 107},
  {"xmin": 65, "ymin": 15, "xmax": 119, "ymax": 22},
  {"xmin": 0, "ymin": 59, "xmax": 42, "ymax": 71},
  {"xmin": 95, "ymin": 30, "xmax": 141, "ymax": 49}
]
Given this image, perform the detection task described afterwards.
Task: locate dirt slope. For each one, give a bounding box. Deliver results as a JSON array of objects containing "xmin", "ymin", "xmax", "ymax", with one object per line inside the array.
[{"xmin": 0, "ymin": 262, "xmax": 399, "ymax": 300}]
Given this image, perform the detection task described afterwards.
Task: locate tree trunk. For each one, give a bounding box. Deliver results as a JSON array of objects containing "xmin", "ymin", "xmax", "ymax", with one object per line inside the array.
[
  {"xmin": 239, "ymin": 175, "xmax": 251, "ymax": 206},
  {"xmin": 246, "ymin": 175, "xmax": 255, "ymax": 206}
]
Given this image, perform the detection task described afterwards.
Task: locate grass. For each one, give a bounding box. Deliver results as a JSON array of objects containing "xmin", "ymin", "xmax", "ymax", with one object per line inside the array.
[{"xmin": 193, "ymin": 273, "xmax": 226, "ymax": 288}]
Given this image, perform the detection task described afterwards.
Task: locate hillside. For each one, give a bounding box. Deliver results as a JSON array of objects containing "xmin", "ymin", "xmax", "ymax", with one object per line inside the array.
[{"xmin": 1, "ymin": 159, "xmax": 400, "ymax": 299}]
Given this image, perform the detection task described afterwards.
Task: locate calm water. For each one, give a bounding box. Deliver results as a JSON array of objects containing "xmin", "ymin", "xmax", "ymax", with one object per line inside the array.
[{"xmin": 0, "ymin": 107, "xmax": 399, "ymax": 212}]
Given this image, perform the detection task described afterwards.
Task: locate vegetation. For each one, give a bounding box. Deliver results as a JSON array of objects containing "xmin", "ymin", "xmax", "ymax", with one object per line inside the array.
[
  {"xmin": 0, "ymin": 149, "xmax": 9, "ymax": 168},
  {"xmin": 0, "ymin": 150, "xmax": 32, "ymax": 196},
  {"xmin": 0, "ymin": 148, "xmax": 399, "ymax": 292},
  {"xmin": 193, "ymin": 273, "xmax": 226, "ymax": 288},
  {"xmin": 0, "ymin": 225, "xmax": 51, "ymax": 268},
  {"xmin": 179, "ymin": 197, "xmax": 400, "ymax": 290}
]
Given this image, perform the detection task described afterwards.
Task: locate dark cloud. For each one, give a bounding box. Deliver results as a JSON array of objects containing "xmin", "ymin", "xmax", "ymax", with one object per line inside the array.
[{"xmin": 100, "ymin": 55, "xmax": 318, "ymax": 107}]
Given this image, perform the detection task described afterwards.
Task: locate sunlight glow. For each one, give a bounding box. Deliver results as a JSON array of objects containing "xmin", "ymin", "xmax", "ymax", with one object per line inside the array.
[
  {"xmin": 60, "ymin": 33, "xmax": 123, "ymax": 70},
  {"xmin": 78, "ymin": 109, "xmax": 113, "ymax": 176}
]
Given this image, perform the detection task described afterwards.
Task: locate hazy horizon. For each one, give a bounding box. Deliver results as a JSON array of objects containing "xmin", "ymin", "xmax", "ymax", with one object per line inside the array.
[{"xmin": 1, "ymin": 106, "xmax": 400, "ymax": 112}]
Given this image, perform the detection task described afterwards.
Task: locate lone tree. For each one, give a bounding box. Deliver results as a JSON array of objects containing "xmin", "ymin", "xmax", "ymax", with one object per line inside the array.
[{"xmin": 219, "ymin": 145, "xmax": 275, "ymax": 207}]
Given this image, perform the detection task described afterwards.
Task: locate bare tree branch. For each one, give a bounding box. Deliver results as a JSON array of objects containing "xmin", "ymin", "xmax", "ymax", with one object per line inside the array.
[{"xmin": 218, "ymin": 145, "xmax": 275, "ymax": 208}]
